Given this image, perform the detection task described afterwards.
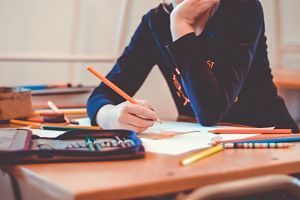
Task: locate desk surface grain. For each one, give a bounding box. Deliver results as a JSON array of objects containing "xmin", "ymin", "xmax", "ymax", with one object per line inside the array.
[{"xmin": 4, "ymin": 143, "xmax": 300, "ymax": 200}]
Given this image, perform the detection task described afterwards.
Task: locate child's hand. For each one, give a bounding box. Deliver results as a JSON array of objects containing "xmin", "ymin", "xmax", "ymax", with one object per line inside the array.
[
  {"xmin": 96, "ymin": 100, "xmax": 158, "ymax": 133},
  {"xmin": 171, "ymin": 0, "xmax": 219, "ymax": 26},
  {"xmin": 170, "ymin": 0, "xmax": 219, "ymax": 40}
]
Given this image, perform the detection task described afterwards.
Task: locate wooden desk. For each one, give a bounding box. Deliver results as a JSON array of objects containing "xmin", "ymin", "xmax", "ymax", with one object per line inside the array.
[
  {"xmin": 273, "ymin": 69, "xmax": 300, "ymax": 90},
  {"xmin": 2, "ymin": 142, "xmax": 300, "ymax": 199}
]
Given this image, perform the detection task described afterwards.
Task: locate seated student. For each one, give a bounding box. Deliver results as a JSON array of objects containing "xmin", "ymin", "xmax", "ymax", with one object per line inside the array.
[{"xmin": 87, "ymin": 0, "xmax": 299, "ymax": 133}]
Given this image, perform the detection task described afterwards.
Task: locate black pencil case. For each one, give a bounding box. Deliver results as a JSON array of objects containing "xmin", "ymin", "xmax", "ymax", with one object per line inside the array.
[{"xmin": 0, "ymin": 128, "xmax": 145, "ymax": 164}]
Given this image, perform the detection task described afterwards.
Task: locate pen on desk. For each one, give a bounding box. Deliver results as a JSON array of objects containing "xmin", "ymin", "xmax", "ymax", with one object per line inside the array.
[
  {"xmin": 86, "ymin": 65, "xmax": 162, "ymax": 123},
  {"xmin": 212, "ymin": 134, "xmax": 298, "ymax": 145},
  {"xmin": 10, "ymin": 119, "xmax": 101, "ymax": 131},
  {"xmin": 85, "ymin": 135, "xmax": 96, "ymax": 151},
  {"xmin": 209, "ymin": 128, "xmax": 292, "ymax": 134},
  {"xmin": 42, "ymin": 125, "xmax": 101, "ymax": 131},
  {"xmin": 234, "ymin": 137, "xmax": 300, "ymax": 144},
  {"xmin": 222, "ymin": 142, "xmax": 294, "ymax": 149},
  {"xmin": 21, "ymin": 83, "xmax": 72, "ymax": 91},
  {"xmin": 180, "ymin": 144, "xmax": 223, "ymax": 166}
]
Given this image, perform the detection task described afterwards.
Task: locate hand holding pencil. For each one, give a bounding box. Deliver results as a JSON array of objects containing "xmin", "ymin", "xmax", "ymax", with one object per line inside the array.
[{"xmin": 87, "ymin": 66, "xmax": 160, "ymax": 133}]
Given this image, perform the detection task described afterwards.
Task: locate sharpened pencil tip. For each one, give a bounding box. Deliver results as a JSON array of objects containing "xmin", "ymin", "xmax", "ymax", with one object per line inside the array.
[{"xmin": 157, "ymin": 118, "xmax": 163, "ymax": 124}]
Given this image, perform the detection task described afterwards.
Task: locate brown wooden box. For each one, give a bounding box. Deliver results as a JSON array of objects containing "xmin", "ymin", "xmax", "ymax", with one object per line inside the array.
[{"xmin": 0, "ymin": 87, "xmax": 32, "ymax": 120}]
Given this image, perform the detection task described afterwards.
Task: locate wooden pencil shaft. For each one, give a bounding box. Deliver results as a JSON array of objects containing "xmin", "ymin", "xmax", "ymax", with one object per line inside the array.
[
  {"xmin": 10, "ymin": 119, "xmax": 100, "ymax": 131},
  {"xmin": 33, "ymin": 109, "xmax": 87, "ymax": 116},
  {"xmin": 210, "ymin": 129, "xmax": 292, "ymax": 134},
  {"xmin": 180, "ymin": 145, "xmax": 223, "ymax": 166},
  {"xmin": 10, "ymin": 119, "xmax": 41, "ymax": 128},
  {"xmin": 87, "ymin": 66, "xmax": 137, "ymax": 104},
  {"xmin": 26, "ymin": 117, "xmax": 44, "ymax": 123}
]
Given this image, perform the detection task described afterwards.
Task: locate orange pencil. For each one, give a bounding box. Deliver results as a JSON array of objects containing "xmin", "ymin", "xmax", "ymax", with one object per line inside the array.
[
  {"xmin": 86, "ymin": 66, "xmax": 161, "ymax": 122},
  {"xmin": 10, "ymin": 119, "xmax": 101, "ymax": 131},
  {"xmin": 33, "ymin": 108, "xmax": 87, "ymax": 116},
  {"xmin": 10, "ymin": 119, "xmax": 42, "ymax": 129},
  {"xmin": 27, "ymin": 117, "xmax": 44, "ymax": 123},
  {"xmin": 209, "ymin": 128, "xmax": 292, "ymax": 134},
  {"xmin": 87, "ymin": 66, "xmax": 137, "ymax": 104}
]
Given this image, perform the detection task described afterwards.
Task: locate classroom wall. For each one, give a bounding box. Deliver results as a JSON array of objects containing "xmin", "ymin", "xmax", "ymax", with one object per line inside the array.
[
  {"xmin": 0, "ymin": 0, "xmax": 162, "ymax": 86},
  {"xmin": 0, "ymin": 0, "xmax": 299, "ymax": 121}
]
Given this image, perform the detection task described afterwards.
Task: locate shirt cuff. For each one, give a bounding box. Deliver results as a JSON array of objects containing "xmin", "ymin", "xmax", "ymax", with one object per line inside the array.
[{"xmin": 87, "ymin": 96, "xmax": 113, "ymax": 126}]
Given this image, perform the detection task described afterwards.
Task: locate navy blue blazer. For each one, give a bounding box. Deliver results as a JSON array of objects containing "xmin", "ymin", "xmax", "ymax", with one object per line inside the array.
[{"xmin": 87, "ymin": 0, "xmax": 299, "ymax": 132}]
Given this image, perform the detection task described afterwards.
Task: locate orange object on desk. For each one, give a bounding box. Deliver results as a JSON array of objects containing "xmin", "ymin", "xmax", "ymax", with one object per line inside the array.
[
  {"xmin": 33, "ymin": 108, "xmax": 87, "ymax": 116},
  {"xmin": 209, "ymin": 128, "xmax": 292, "ymax": 134}
]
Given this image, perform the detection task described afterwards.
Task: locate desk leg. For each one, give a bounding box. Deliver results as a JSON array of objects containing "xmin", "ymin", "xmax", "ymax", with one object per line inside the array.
[
  {"xmin": 1, "ymin": 168, "xmax": 73, "ymax": 200},
  {"xmin": 0, "ymin": 170, "xmax": 17, "ymax": 200},
  {"xmin": 9, "ymin": 173, "xmax": 22, "ymax": 200}
]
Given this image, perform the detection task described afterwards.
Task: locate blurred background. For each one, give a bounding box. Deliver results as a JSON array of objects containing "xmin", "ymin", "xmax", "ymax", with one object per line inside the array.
[{"xmin": 0, "ymin": 0, "xmax": 299, "ymax": 123}]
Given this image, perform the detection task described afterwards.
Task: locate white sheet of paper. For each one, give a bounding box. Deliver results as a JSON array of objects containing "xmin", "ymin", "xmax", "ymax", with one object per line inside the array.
[
  {"xmin": 141, "ymin": 132, "xmax": 213, "ymax": 155},
  {"xmin": 31, "ymin": 129, "xmax": 65, "ymax": 138},
  {"xmin": 141, "ymin": 121, "xmax": 259, "ymax": 155},
  {"xmin": 143, "ymin": 121, "xmax": 274, "ymax": 134},
  {"xmin": 75, "ymin": 118, "xmax": 92, "ymax": 126}
]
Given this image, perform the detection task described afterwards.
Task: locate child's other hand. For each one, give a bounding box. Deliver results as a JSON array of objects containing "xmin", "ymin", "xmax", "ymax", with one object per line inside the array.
[
  {"xmin": 170, "ymin": 0, "xmax": 219, "ymax": 40},
  {"xmin": 96, "ymin": 100, "xmax": 158, "ymax": 133},
  {"xmin": 171, "ymin": 0, "xmax": 219, "ymax": 25}
]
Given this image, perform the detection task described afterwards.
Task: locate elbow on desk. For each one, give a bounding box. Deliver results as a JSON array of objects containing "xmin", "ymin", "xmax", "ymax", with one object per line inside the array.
[
  {"xmin": 192, "ymin": 99, "xmax": 229, "ymax": 126},
  {"xmin": 190, "ymin": 91, "xmax": 228, "ymax": 127},
  {"xmin": 195, "ymin": 110, "xmax": 223, "ymax": 127}
]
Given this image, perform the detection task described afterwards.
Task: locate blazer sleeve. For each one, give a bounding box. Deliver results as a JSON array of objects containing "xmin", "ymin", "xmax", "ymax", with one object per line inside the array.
[
  {"xmin": 166, "ymin": 1, "xmax": 264, "ymax": 126},
  {"xmin": 87, "ymin": 14, "xmax": 158, "ymax": 125}
]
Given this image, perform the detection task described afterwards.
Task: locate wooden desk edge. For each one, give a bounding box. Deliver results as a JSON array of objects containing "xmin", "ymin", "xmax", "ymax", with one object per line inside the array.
[
  {"xmin": 74, "ymin": 160, "xmax": 300, "ymax": 200},
  {"xmin": 3, "ymin": 155, "xmax": 299, "ymax": 200}
]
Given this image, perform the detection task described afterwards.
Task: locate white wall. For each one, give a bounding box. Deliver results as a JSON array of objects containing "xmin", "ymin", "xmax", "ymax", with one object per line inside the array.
[
  {"xmin": 261, "ymin": 0, "xmax": 300, "ymax": 70},
  {"xmin": 1, "ymin": 0, "xmax": 299, "ymax": 81},
  {"xmin": 0, "ymin": 0, "xmax": 178, "ymax": 120}
]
